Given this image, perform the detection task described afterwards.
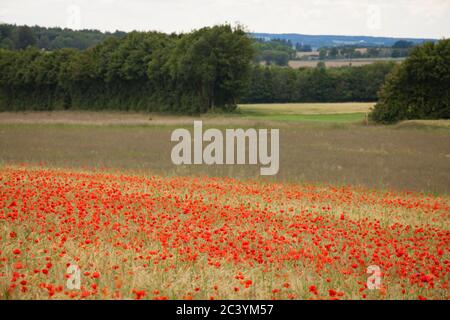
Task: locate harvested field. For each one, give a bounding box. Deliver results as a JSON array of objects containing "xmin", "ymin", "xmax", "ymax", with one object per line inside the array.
[{"xmin": 288, "ymin": 58, "xmax": 405, "ymax": 68}]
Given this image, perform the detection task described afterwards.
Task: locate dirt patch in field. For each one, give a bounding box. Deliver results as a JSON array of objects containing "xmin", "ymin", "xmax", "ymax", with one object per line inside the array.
[
  {"xmin": 0, "ymin": 111, "xmax": 289, "ymax": 128},
  {"xmin": 395, "ymin": 119, "xmax": 450, "ymax": 129}
]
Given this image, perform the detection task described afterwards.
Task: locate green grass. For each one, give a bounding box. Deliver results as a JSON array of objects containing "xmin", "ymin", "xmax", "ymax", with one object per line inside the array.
[{"xmin": 237, "ymin": 103, "xmax": 373, "ymax": 123}]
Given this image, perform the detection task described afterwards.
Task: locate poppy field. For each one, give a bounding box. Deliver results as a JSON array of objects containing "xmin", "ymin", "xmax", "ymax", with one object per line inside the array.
[{"xmin": 1, "ymin": 165, "xmax": 449, "ymax": 300}]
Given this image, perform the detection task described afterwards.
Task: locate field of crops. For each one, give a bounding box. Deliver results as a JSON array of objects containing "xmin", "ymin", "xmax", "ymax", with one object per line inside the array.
[
  {"xmin": 288, "ymin": 58, "xmax": 405, "ymax": 68},
  {"xmin": 1, "ymin": 0, "xmax": 448, "ymax": 305},
  {"xmin": 1, "ymin": 104, "xmax": 449, "ymax": 300},
  {"xmin": 1, "ymin": 166, "xmax": 449, "ymax": 300}
]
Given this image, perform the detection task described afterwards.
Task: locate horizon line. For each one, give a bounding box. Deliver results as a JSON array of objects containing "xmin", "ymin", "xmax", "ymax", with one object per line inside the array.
[{"xmin": 0, "ymin": 21, "xmax": 444, "ymax": 41}]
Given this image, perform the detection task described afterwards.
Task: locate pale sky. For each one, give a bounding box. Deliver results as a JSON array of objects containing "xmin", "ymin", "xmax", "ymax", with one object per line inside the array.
[{"xmin": 0, "ymin": 0, "xmax": 449, "ymax": 39}]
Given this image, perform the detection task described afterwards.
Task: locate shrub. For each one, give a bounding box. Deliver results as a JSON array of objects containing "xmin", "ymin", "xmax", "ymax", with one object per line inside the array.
[{"xmin": 371, "ymin": 39, "xmax": 450, "ymax": 123}]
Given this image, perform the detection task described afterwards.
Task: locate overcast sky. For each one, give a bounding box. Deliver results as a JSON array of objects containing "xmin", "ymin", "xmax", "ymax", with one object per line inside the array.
[{"xmin": 0, "ymin": 0, "xmax": 449, "ymax": 39}]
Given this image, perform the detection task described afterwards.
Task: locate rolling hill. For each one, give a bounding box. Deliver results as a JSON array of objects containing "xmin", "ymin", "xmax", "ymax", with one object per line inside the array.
[{"xmin": 251, "ymin": 33, "xmax": 436, "ymax": 49}]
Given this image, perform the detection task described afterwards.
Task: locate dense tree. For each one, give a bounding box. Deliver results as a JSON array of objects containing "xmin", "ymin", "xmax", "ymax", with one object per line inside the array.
[
  {"xmin": 253, "ymin": 38, "xmax": 295, "ymax": 66},
  {"xmin": 296, "ymin": 44, "xmax": 312, "ymax": 52},
  {"xmin": 259, "ymin": 50, "xmax": 290, "ymax": 66},
  {"xmin": 0, "ymin": 25, "xmax": 14, "ymax": 49},
  {"xmin": 392, "ymin": 40, "xmax": 414, "ymax": 49},
  {"xmin": 0, "ymin": 23, "xmax": 409, "ymax": 112},
  {"xmin": 315, "ymin": 45, "xmax": 415, "ymax": 60},
  {"xmin": 371, "ymin": 39, "xmax": 450, "ymax": 123},
  {"xmin": 15, "ymin": 26, "xmax": 37, "ymax": 50},
  {"xmin": 319, "ymin": 48, "xmax": 327, "ymax": 60},
  {"xmin": 329, "ymin": 47, "xmax": 339, "ymax": 59},
  {"xmin": 0, "ymin": 23, "xmax": 125, "ymax": 51},
  {"xmin": 0, "ymin": 25, "xmax": 254, "ymax": 113},
  {"xmin": 367, "ymin": 47, "xmax": 380, "ymax": 57},
  {"xmin": 242, "ymin": 62, "xmax": 396, "ymax": 103}
]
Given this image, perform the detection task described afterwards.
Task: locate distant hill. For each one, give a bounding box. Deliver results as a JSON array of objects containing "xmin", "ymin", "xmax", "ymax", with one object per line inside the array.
[
  {"xmin": 251, "ymin": 33, "xmax": 436, "ymax": 49},
  {"xmin": 0, "ymin": 23, "xmax": 437, "ymax": 51}
]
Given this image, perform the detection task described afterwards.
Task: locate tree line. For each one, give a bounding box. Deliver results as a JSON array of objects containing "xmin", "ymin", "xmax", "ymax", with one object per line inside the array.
[
  {"xmin": 2, "ymin": 22, "xmax": 446, "ymax": 120},
  {"xmin": 242, "ymin": 62, "xmax": 396, "ymax": 103},
  {"xmin": 0, "ymin": 25, "xmax": 254, "ymax": 113},
  {"xmin": 0, "ymin": 24, "xmax": 296, "ymax": 67},
  {"xmin": 253, "ymin": 38, "xmax": 296, "ymax": 66},
  {"xmin": 0, "ymin": 24, "xmax": 124, "ymax": 50},
  {"xmin": 317, "ymin": 41, "xmax": 415, "ymax": 61}
]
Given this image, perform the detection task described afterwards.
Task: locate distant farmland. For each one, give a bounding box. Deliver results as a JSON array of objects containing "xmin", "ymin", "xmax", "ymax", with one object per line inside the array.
[{"xmin": 288, "ymin": 58, "xmax": 405, "ymax": 68}]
